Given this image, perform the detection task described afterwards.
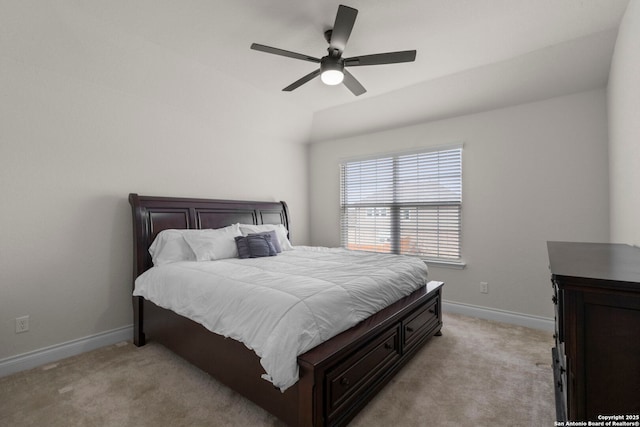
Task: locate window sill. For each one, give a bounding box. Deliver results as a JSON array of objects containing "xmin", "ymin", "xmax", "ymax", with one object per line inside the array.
[{"xmin": 422, "ymin": 259, "xmax": 466, "ymax": 270}]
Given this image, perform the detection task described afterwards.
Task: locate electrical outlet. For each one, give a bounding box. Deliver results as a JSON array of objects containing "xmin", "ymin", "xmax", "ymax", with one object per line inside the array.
[
  {"xmin": 480, "ymin": 282, "xmax": 489, "ymax": 294},
  {"xmin": 15, "ymin": 316, "xmax": 29, "ymax": 333}
]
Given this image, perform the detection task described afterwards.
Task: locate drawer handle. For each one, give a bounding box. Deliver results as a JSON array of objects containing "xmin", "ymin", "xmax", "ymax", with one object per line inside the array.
[
  {"xmin": 406, "ymin": 326, "xmax": 414, "ymax": 333},
  {"xmin": 340, "ymin": 377, "xmax": 350, "ymax": 387},
  {"xmin": 560, "ymin": 367, "xmax": 566, "ymax": 375},
  {"xmin": 552, "ymin": 295, "xmax": 558, "ymax": 304},
  {"xmin": 557, "ymin": 380, "xmax": 563, "ymax": 392},
  {"xmin": 428, "ymin": 309, "xmax": 435, "ymax": 314},
  {"xmin": 384, "ymin": 342, "xmax": 393, "ymax": 350}
]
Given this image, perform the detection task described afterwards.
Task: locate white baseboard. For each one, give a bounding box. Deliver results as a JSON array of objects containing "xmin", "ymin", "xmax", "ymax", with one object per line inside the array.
[
  {"xmin": 0, "ymin": 325, "xmax": 133, "ymax": 378},
  {"xmin": 442, "ymin": 300, "xmax": 554, "ymax": 332},
  {"xmin": 0, "ymin": 303, "xmax": 552, "ymax": 378}
]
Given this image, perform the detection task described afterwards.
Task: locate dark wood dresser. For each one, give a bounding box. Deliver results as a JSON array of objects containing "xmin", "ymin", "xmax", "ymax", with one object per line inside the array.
[{"xmin": 547, "ymin": 241, "xmax": 640, "ymax": 421}]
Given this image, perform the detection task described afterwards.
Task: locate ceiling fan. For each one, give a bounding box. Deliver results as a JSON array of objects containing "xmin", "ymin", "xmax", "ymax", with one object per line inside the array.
[{"xmin": 250, "ymin": 4, "xmax": 417, "ymax": 96}]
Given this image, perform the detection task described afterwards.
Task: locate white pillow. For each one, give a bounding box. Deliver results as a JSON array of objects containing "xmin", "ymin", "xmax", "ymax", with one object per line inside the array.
[
  {"xmin": 182, "ymin": 224, "xmax": 242, "ymax": 261},
  {"xmin": 239, "ymin": 223, "xmax": 293, "ymax": 251},
  {"xmin": 148, "ymin": 229, "xmax": 196, "ymax": 266}
]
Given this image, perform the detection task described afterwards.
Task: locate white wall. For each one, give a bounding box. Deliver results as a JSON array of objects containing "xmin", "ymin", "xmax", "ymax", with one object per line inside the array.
[
  {"xmin": 608, "ymin": 0, "xmax": 640, "ymax": 246},
  {"xmin": 0, "ymin": 3, "xmax": 312, "ymax": 360},
  {"xmin": 309, "ymin": 90, "xmax": 609, "ymax": 319}
]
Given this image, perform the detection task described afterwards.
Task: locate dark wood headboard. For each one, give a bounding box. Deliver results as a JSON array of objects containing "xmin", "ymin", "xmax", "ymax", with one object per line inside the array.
[{"xmin": 128, "ymin": 193, "xmax": 290, "ymax": 280}]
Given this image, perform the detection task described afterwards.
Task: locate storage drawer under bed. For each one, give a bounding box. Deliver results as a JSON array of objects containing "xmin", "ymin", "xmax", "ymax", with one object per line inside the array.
[
  {"xmin": 323, "ymin": 290, "xmax": 442, "ymax": 425},
  {"xmin": 325, "ymin": 325, "xmax": 402, "ymax": 420},
  {"xmin": 403, "ymin": 296, "xmax": 439, "ymax": 352}
]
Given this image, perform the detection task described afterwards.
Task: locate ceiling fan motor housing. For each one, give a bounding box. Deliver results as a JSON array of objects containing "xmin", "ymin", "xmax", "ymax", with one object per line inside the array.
[{"xmin": 321, "ymin": 56, "xmax": 345, "ymax": 73}]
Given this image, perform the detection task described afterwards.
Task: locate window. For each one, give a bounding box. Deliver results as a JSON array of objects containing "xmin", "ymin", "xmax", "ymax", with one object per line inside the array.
[{"xmin": 340, "ymin": 146, "xmax": 462, "ymax": 264}]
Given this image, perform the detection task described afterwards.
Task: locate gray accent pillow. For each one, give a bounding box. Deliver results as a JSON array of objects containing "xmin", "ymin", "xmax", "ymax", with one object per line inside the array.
[
  {"xmin": 234, "ymin": 235, "xmax": 251, "ymax": 259},
  {"xmin": 235, "ymin": 234, "xmax": 277, "ymax": 258},
  {"xmin": 248, "ymin": 230, "xmax": 282, "ymax": 253}
]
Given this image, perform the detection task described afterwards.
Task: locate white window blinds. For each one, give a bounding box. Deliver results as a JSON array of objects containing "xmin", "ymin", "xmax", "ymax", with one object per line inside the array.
[{"xmin": 340, "ymin": 146, "xmax": 462, "ymax": 261}]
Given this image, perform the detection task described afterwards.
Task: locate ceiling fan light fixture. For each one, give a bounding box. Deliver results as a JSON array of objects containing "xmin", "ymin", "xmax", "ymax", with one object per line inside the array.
[
  {"xmin": 321, "ymin": 69, "xmax": 344, "ymax": 85},
  {"xmin": 320, "ymin": 57, "xmax": 344, "ymax": 85}
]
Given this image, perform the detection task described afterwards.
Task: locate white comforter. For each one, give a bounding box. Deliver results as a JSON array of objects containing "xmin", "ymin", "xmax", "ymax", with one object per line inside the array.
[{"xmin": 133, "ymin": 246, "xmax": 428, "ymax": 391}]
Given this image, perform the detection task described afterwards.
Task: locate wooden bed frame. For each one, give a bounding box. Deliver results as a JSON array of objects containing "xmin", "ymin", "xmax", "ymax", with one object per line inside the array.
[{"xmin": 129, "ymin": 193, "xmax": 443, "ymax": 427}]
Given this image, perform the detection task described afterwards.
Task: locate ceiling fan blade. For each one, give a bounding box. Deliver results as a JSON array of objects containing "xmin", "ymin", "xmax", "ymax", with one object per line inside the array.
[
  {"xmin": 251, "ymin": 43, "xmax": 320, "ymax": 63},
  {"xmin": 283, "ymin": 69, "xmax": 321, "ymax": 92},
  {"xmin": 330, "ymin": 5, "xmax": 358, "ymax": 52},
  {"xmin": 343, "ymin": 70, "xmax": 366, "ymax": 96},
  {"xmin": 344, "ymin": 50, "xmax": 417, "ymax": 66}
]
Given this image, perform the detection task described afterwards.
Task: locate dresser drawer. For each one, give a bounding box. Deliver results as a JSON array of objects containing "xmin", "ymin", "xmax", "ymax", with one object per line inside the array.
[
  {"xmin": 326, "ymin": 325, "xmax": 401, "ymax": 418},
  {"xmin": 403, "ymin": 297, "xmax": 439, "ymax": 351}
]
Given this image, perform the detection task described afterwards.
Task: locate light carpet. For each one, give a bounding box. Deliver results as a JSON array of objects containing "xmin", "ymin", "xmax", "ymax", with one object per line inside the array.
[{"xmin": 0, "ymin": 313, "xmax": 555, "ymax": 426}]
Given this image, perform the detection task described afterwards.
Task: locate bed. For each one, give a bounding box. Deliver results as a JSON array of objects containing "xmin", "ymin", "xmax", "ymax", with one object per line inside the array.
[{"xmin": 129, "ymin": 193, "xmax": 443, "ymax": 427}]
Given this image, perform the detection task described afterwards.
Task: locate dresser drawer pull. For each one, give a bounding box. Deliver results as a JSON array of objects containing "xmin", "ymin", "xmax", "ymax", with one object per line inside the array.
[
  {"xmin": 552, "ymin": 295, "xmax": 558, "ymax": 304},
  {"xmin": 428, "ymin": 308, "xmax": 435, "ymax": 314},
  {"xmin": 406, "ymin": 326, "xmax": 414, "ymax": 333},
  {"xmin": 384, "ymin": 343, "xmax": 393, "ymax": 350},
  {"xmin": 340, "ymin": 377, "xmax": 350, "ymax": 387},
  {"xmin": 560, "ymin": 367, "xmax": 566, "ymax": 374},
  {"xmin": 557, "ymin": 380, "xmax": 563, "ymax": 392}
]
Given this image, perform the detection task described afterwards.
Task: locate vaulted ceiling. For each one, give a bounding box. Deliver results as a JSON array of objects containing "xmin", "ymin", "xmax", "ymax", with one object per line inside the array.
[{"xmin": 52, "ymin": 1, "xmax": 630, "ymax": 114}]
